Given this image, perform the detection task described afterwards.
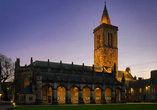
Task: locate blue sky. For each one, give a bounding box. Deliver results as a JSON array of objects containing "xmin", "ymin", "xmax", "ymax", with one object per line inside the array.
[{"xmin": 1, "ymin": 0, "xmax": 157, "ymax": 79}]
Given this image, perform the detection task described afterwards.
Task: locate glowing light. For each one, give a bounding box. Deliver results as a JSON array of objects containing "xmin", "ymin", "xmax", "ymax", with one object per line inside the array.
[
  {"xmin": 13, "ymin": 102, "xmax": 15, "ymax": 106},
  {"xmin": 0, "ymin": 93, "xmax": 2, "ymax": 97},
  {"xmin": 131, "ymin": 88, "xmax": 133, "ymax": 93},
  {"xmin": 139, "ymin": 88, "xmax": 142, "ymax": 93},
  {"xmin": 95, "ymin": 88, "xmax": 100, "ymax": 90}
]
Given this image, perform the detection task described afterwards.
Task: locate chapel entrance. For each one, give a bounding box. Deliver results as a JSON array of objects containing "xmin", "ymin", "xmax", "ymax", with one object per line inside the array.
[
  {"xmin": 94, "ymin": 88, "xmax": 101, "ymax": 103},
  {"xmin": 116, "ymin": 89, "xmax": 121, "ymax": 103},
  {"xmin": 83, "ymin": 87, "xmax": 90, "ymax": 104},
  {"xmin": 57, "ymin": 86, "xmax": 66, "ymax": 104},
  {"xmin": 105, "ymin": 88, "xmax": 111, "ymax": 103},
  {"xmin": 71, "ymin": 87, "xmax": 78, "ymax": 104},
  {"xmin": 43, "ymin": 86, "xmax": 52, "ymax": 104}
]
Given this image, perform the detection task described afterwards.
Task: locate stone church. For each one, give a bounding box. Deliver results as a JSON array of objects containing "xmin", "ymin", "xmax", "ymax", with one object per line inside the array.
[{"xmin": 14, "ymin": 3, "xmax": 127, "ymax": 105}]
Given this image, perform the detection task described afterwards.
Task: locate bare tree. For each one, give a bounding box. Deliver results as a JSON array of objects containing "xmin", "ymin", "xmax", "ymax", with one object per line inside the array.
[{"xmin": 0, "ymin": 53, "xmax": 14, "ymax": 101}]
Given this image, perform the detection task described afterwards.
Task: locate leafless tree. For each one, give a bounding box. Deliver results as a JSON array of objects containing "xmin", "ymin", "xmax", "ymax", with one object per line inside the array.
[{"xmin": 0, "ymin": 53, "xmax": 14, "ymax": 101}]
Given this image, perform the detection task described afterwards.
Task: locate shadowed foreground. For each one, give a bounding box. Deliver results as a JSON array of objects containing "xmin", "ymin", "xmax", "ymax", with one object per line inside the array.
[{"xmin": 11, "ymin": 104, "xmax": 157, "ymax": 110}]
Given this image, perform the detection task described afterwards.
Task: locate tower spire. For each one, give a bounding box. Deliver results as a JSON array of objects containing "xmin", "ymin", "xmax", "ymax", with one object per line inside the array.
[
  {"xmin": 104, "ymin": 1, "xmax": 106, "ymax": 10},
  {"xmin": 100, "ymin": 1, "xmax": 111, "ymax": 25}
]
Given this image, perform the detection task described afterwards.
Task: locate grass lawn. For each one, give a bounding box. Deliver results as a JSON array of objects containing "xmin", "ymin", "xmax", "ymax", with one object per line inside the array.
[{"xmin": 11, "ymin": 104, "xmax": 157, "ymax": 110}]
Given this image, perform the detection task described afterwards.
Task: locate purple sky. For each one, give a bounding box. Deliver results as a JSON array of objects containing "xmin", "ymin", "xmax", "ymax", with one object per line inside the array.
[{"xmin": 1, "ymin": 0, "xmax": 157, "ymax": 79}]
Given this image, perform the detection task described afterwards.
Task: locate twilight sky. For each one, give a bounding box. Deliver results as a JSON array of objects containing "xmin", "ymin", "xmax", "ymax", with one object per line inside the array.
[{"xmin": 1, "ymin": 0, "xmax": 157, "ymax": 79}]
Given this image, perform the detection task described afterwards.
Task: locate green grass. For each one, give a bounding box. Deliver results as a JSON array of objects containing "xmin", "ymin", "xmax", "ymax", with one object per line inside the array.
[{"xmin": 11, "ymin": 104, "xmax": 157, "ymax": 110}]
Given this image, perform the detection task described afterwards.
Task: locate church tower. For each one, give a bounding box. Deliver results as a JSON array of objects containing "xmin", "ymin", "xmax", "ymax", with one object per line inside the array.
[{"xmin": 93, "ymin": 2, "xmax": 118, "ymax": 74}]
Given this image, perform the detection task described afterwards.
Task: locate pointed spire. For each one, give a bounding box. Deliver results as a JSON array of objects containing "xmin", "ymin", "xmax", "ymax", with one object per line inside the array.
[
  {"xmin": 104, "ymin": 1, "xmax": 106, "ymax": 10},
  {"xmin": 48, "ymin": 59, "xmax": 50, "ymax": 66},
  {"xmin": 121, "ymin": 73, "xmax": 125, "ymax": 82},
  {"xmin": 31, "ymin": 57, "xmax": 33, "ymax": 64},
  {"xmin": 100, "ymin": 1, "xmax": 111, "ymax": 25}
]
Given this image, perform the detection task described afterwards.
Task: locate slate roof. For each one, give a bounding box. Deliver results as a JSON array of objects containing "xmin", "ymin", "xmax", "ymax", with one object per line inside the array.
[
  {"xmin": 42, "ymin": 72, "xmax": 120, "ymax": 85},
  {"xmin": 128, "ymin": 79, "xmax": 151, "ymax": 88},
  {"xmin": 19, "ymin": 85, "xmax": 34, "ymax": 94},
  {"xmin": 28, "ymin": 60, "xmax": 121, "ymax": 85},
  {"xmin": 30, "ymin": 61, "xmax": 102, "ymax": 72}
]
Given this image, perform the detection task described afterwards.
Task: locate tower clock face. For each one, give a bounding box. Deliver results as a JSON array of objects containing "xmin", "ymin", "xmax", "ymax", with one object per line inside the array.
[{"xmin": 109, "ymin": 48, "xmax": 113, "ymax": 53}]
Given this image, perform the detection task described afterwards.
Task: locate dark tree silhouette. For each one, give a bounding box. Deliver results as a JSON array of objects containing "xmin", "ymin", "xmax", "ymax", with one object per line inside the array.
[{"xmin": 0, "ymin": 53, "xmax": 14, "ymax": 101}]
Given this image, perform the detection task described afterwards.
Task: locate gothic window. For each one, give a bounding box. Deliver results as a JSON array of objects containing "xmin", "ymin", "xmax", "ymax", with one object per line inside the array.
[
  {"xmin": 151, "ymin": 88, "xmax": 155, "ymax": 93},
  {"xmin": 43, "ymin": 86, "xmax": 52, "ymax": 104},
  {"xmin": 111, "ymin": 33, "xmax": 113, "ymax": 47},
  {"xmin": 97, "ymin": 35, "xmax": 100, "ymax": 48},
  {"xmin": 71, "ymin": 87, "xmax": 78, "ymax": 104},
  {"xmin": 139, "ymin": 88, "xmax": 142, "ymax": 93},
  {"xmin": 108, "ymin": 32, "xmax": 110, "ymax": 46},
  {"xmin": 23, "ymin": 76, "xmax": 30, "ymax": 88}
]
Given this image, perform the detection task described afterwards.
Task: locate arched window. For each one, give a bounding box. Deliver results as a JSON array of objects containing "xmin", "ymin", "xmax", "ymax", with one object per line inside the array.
[
  {"xmin": 57, "ymin": 86, "xmax": 66, "ymax": 104},
  {"xmin": 71, "ymin": 87, "xmax": 78, "ymax": 104},
  {"xmin": 43, "ymin": 86, "xmax": 52, "ymax": 104},
  {"xmin": 94, "ymin": 88, "xmax": 101, "ymax": 103},
  {"xmin": 105, "ymin": 88, "xmax": 111, "ymax": 103},
  {"xmin": 23, "ymin": 76, "xmax": 29, "ymax": 88},
  {"xmin": 108, "ymin": 32, "xmax": 110, "ymax": 46},
  {"xmin": 97, "ymin": 35, "xmax": 100, "ymax": 48},
  {"xmin": 83, "ymin": 87, "xmax": 90, "ymax": 104},
  {"xmin": 111, "ymin": 33, "xmax": 113, "ymax": 47}
]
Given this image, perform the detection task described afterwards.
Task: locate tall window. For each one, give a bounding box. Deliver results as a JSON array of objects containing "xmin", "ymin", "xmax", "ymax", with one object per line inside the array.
[
  {"xmin": 24, "ymin": 76, "xmax": 29, "ymax": 88},
  {"xmin": 108, "ymin": 32, "xmax": 110, "ymax": 46},
  {"xmin": 139, "ymin": 88, "xmax": 142, "ymax": 93},
  {"xmin": 97, "ymin": 35, "xmax": 100, "ymax": 48},
  {"xmin": 151, "ymin": 88, "xmax": 155, "ymax": 93},
  {"xmin": 111, "ymin": 33, "xmax": 113, "ymax": 47},
  {"xmin": 108, "ymin": 32, "xmax": 113, "ymax": 47}
]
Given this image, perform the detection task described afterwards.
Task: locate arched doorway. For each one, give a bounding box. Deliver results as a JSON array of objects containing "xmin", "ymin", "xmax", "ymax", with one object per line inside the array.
[
  {"xmin": 116, "ymin": 88, "xmax": 121, "ymax": 103},
  {"xmin": 83, "ymin": 87, "xmax": 90, "ymax": 104},
  {"xmin": 43, "ymin": 86, "xmax": 52, "ymax": 104},
  {"xmin": 71, "ymin": 87, "xmax": 78, "ymax": 104},
  {"xmin": 94, "ymin": 88, "xmax": 101, "ymax": 103},
  {"xmin": 105, "ymin": 88, "xmax": 111, "ymax": 103},
  {"xmin": 23, "ymin": 76, "xmax": 29, "ymax": 88},
  {"xmin": 57, "ymin": 86, "xmax": 66, "ymax": 104}
]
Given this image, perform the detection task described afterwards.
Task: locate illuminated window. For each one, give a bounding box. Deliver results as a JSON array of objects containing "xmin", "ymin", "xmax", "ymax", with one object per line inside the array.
[
  {"xmin": 7, "ymin": 88, "xmax": 9, "ymax": 90},
  {"xmin": 86, "ymin": 97, "xmax": 90, "ymax": 100},
  {"xmin": 139, "ymin": 88, "xmax": 142, "ymax": 93},
  {"xmin": 24, "ymin": 76, "xmax": 30, "ymax": 88},
  {"xmin": 75, "ymin": 96, "xmax": 78, "ymax": 100},
  {"xmin": 105, "ymin": 97, "xmax": 111, "ymax": 100},
  {"xmin": 96, "ymin": 97, "xmax": 100, "ymax": 100},
  {"xmin": 151, "ymin": 88, "xmax": 155, "ymax": 93},
  {"xmin": 131, "ymin": 88, "xmax": 133, "ymax": 93}
]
